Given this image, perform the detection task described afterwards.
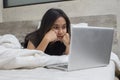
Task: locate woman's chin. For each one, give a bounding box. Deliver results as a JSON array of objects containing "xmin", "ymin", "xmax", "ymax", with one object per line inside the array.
[{"xmin": 57, "ymin": 38, "xmax": 62, "ymax": 41}]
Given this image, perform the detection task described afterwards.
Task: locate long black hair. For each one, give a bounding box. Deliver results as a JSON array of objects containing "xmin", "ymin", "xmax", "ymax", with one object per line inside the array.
[{"xmin": 24, "ymin": 8, "xmax": 71, "ymax": 49}]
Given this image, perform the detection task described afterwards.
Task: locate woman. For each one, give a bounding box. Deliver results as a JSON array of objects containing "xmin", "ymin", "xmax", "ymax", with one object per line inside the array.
[{"xmin": 24, "ymin": 8, "xmax": 71, "ymax": 55}]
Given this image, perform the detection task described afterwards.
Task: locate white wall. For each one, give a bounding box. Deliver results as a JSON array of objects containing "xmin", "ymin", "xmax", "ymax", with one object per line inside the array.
[
  {"xmin": 2, "ymin": 0, "xmax": 117, "ymax": 22},
  {"xmin": 0, "ymin": 0, "xmax": 3, "ymax": 22},
  {"xmin": 117, "ymin": 0, "xmax": 120, "ymax": 31}
]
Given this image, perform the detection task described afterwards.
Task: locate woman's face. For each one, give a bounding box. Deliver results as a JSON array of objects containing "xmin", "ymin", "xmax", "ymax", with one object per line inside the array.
[{"xmin": 52, "ymin": 17, "xmax": 67, "ymax": 40}]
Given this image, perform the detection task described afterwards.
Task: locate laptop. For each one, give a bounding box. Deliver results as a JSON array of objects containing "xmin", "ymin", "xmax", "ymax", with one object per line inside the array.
[{"xmin": 45, "ymin": 26, "xmax": 114, "ymax": 71}]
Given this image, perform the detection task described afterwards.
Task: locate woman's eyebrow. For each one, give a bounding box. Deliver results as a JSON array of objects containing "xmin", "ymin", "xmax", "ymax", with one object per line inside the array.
[
  {"xmin": 63, "ymin": 24, "xmax": 66, "ymax": 25},
  {"xmin": 53, "ymin": 24, "xmax": 58, "ymax": 25}
]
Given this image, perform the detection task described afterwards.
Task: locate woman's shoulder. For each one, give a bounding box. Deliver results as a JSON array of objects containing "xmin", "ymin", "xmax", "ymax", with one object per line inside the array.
[{"xmin": 25, "ymin": 30, "xmax": 38, "ymax": 40}]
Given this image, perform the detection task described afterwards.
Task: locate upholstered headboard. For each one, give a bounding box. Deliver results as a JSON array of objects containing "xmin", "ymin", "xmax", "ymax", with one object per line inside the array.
[
  {"xmin": 0, "ymin": 20, "xmax": 39, "ymax": 42},
  {"xmin": 0, "ymin": 14, "xmax": 119, "ymax": 57}
]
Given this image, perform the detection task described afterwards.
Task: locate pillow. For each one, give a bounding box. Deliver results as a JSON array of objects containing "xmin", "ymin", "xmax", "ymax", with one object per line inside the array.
[
  {"xmin": 37, "ymin": 21, "xmax": 41, "ymax": 29},
  {"xmin": 71, "ymin": 23, "xmax": 88, "ymax": 27}
]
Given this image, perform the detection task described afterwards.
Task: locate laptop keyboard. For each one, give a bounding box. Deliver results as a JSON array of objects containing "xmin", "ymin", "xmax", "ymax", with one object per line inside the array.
[{"xmin": 57, "ymin": 65, "xmax": 68, "ymax": 68}]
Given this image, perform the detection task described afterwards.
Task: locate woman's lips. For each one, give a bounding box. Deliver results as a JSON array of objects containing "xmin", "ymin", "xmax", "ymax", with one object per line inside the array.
[{"xmin": 57, "ymin": 36, "xmax": 63, "ymax": 39}]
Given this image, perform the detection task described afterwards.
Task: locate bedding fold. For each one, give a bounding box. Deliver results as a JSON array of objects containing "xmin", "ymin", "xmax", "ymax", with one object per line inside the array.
[{"xmin": 0, "ymin": 34, "xmax": 68, "ymax": 69}]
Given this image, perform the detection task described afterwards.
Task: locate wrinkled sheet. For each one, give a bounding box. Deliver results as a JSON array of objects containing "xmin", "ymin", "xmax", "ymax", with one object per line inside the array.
[{"xmin": 0, "ymin": 34, "xmax": 68, "ymax": 69}]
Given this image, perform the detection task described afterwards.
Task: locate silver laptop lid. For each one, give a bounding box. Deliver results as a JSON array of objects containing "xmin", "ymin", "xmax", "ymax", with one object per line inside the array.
[{"xmin": 68, "ymin": 26, "xmax": 114, "ymax": 71}]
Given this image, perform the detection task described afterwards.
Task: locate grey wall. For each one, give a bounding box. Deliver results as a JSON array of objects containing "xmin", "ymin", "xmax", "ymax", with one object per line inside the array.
[
  {"xmin": 116, "ymin": 0, "xmax": 120, "ymax": 58},
  {"xmin": 2, "ymin": 0, "xmax": 117, "ymax": 22},
  {"xmin": 0, "ymin": 0, "xmax": 3, "ymax": 22}
]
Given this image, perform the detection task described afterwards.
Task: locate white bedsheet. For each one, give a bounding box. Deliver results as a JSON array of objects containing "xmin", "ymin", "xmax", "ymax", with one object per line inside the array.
[
  {"xmin": 0, "ymin": 34, "xmax": 119, "ymax": 80},
  {"xmin": 0, "ymin": 61, "xmax": 115, "ymax": 80}
]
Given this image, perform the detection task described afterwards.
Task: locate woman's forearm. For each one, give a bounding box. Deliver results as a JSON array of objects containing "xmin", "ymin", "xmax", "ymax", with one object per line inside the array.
[
  {"xmin": 64, "ymin": 45, "xmax": 69, "ymax": 55},
  {"xmin": 36, "ymin": 37, "xmax": 49, "ymax": 52}
]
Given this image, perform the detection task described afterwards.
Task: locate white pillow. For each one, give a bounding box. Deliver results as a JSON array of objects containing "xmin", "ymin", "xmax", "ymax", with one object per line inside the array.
[
  {"xmin": 71, "ymin": 23, "xmax": 88, "ymax": 27},
  {"xmin": 37, "ymin": 21, "xmax": 41, "ymax": 29}
]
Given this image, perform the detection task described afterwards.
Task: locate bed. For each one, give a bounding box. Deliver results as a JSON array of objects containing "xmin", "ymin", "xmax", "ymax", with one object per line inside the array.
[
  {"xmin": 0, "ymin": 61, "xmax": 116, "ymax": 80},
  {"xmin": 0, "ymin": 14, "xmax": 120, "ymax": 80}
]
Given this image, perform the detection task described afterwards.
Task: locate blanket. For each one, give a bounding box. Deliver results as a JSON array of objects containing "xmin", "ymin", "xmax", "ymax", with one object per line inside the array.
[
  {"xmin": 0, "ymin": 34, "xmax": 68, "ymax": 69},
  {"xmin": 0, "ymin": 34, "xmax": 120, "ymax": 71}
]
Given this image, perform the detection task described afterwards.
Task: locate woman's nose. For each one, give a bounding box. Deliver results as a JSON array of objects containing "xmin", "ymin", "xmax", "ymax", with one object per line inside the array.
[{"xmin": 58, "ymin": 28, "xmax": 63, "ymax": 34}]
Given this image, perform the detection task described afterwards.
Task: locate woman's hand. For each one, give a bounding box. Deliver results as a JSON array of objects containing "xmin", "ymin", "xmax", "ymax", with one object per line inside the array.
[
  {"xmin": 44, "ymin": 30, "xmax": 57, "ymax": 42},
  {"xmin": 62, "ymin": 33, "xmax": 70, "ymax": 47},
  {"xmin": 36, "ymin": 30, "xmax": 57, "ymax": 52},
  {"xmin": 62, "ymin": 33, "xmax": 70, "ymax": 55}
]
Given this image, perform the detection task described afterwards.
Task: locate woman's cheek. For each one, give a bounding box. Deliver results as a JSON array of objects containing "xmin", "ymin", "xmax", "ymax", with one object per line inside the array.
[{"xmin": 53, "ymin": 30, "xmax": 58, "ymax": 34}]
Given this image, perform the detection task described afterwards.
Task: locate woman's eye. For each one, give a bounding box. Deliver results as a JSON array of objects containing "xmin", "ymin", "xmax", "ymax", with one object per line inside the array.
[
  {"xmin": 62, "ymin": 25, "xmax": 66, "ymax": 29},
  {"xmin": 53, "ymin": 25, "xmax": 59, "ymax": 29},
  {"xmin": 53, "ymin": 26, "xmax": 58, "ymax": 29}
]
